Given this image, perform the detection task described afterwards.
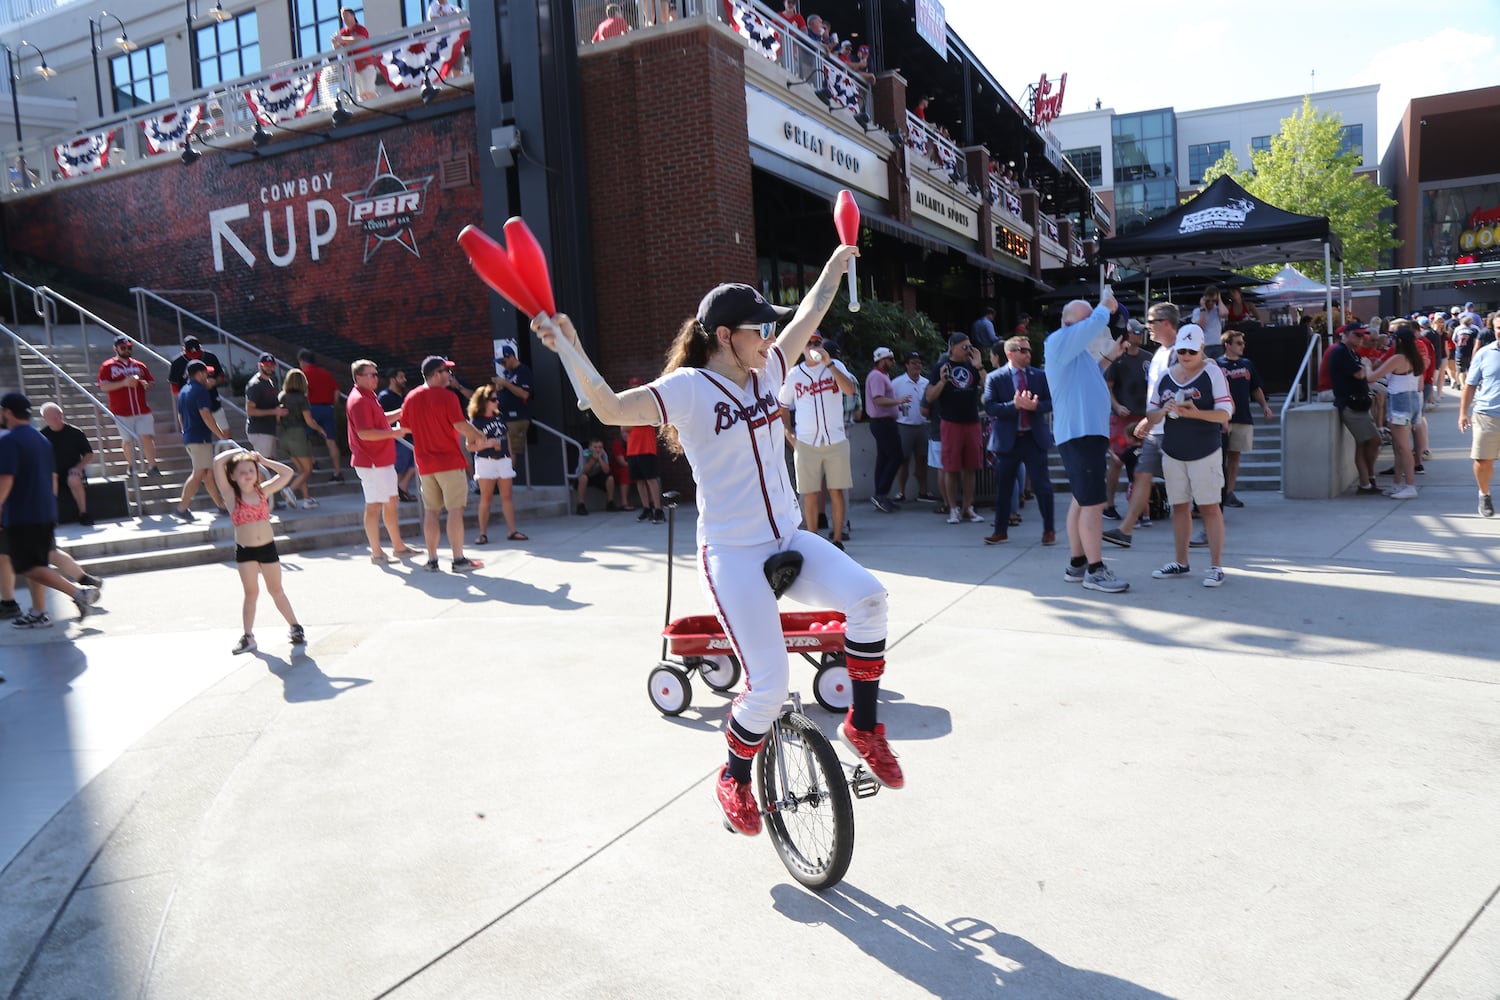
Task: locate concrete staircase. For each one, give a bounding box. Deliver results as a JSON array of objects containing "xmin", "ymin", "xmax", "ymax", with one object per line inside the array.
[{"xmin": 2, "ymin": 324, "xmax": 573, "ymax": 575}]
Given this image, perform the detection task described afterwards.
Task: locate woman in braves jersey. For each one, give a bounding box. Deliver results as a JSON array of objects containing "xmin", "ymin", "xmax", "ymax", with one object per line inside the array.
[{"xmin": 531, "ymin": 243, "xmax": 901, "ymax": 836}]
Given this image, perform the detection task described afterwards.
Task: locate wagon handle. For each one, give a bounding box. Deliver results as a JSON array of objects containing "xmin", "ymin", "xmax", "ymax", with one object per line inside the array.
[{"xmin": 660, "ymin": 490, "xmax": 682, "ymax": 661}]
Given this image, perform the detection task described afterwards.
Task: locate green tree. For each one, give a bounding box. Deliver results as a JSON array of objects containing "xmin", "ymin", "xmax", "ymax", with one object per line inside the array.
[
  {"xmin": 820, "ymin": 293, "xmax": 944, "ymax": 377},
  {"xmin": 1201, "ymin": 96, "xmax": 1397, "ymax": 276}
]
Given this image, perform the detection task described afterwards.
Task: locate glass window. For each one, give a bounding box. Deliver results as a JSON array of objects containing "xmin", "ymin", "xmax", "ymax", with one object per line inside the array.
[
  {"xmin": 1112, "ymin": 110, "xmax": 1176, "ymax": 187},
  {"xmin": 1064, "ymin": 146, "xmax": 1102, "ymax": 187},
  {"xmin": 403, "ymin": 0, "xmax": 424, "ymax": 25},
  {"xmin": 1188, "ymin": 141, "xmax": 1230, "ymax": 184},
  {"xmin": 1251, "ymin": 135, "xmax": 1272, "ymax": 155},
  {"xmin": 1339, "ymin": 124, "xmax": 1363, "ymax": 162},
  {"xmin": 197, "ymin": 11, "xmax": 259, "ymax": 87},
  {"xmin": 296, "ymin": 0, "xmax": 364, "ymax": 57},
  {"xmin": 110, "ymin": 41, "xmax": 169, "ymax": 111}
]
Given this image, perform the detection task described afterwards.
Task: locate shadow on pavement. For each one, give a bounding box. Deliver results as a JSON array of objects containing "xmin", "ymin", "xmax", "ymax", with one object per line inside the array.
[
  {"xmin": 263, "ymin": 651, "xmax": 371, "ymax": 703},
  {"xmin": 771, "ymin": 882, "xmax": 1178, "ymax": 999}
]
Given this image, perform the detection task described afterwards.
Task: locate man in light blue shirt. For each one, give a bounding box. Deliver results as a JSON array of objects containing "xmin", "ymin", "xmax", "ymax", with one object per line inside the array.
[
  {"xmin": 1459, "ymin": 337, "xmax": 1500, "ymax": 518},
  {"xmin": 1044, "ymin": 292, "xmax": 1128, "ymax": 593}
]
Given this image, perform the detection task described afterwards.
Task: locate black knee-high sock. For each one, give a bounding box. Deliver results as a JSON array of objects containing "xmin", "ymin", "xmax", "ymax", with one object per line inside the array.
[
  {"xmin": 726, "ymin": 752, "xmax": 752, "ymax": 783},
  {"xmin": 852, "ymin": 680, "xmax": 879, "ymax": 731}
]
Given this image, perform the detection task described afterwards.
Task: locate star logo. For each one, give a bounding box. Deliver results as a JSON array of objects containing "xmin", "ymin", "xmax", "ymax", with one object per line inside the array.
[{"xmin": 342, "ymin": 140, "xmax": 434, "ymax": 263}]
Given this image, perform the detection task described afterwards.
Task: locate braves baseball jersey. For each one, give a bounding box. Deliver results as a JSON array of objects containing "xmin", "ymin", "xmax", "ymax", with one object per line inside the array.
[
  {"xmin": 645, "ymin": 347, "xmax": 800, "ymax": 548},
  {"xmin": 97, "ymin": 357, "xmax": 153, "ymax": 416},
  {"xmin": 778, "ymin": 360, "xmax": 851, "ymax": 446},
  {"xmin": 1150, "ymin": 362, "xmax": 1233, "ymax": 461}
]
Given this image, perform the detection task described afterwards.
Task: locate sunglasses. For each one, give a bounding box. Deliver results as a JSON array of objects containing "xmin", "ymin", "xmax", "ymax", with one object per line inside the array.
[
  {"xmin": 1176, "ymin": 348, "xmax": 1200, "ymax": 356},
  {"xmin": 736, "ymin": 324, "xmax": 774, "ymax": 341},
  {"xmin": 1009, "ymin": 347, "xmax": 1032, "ymax": 353}
]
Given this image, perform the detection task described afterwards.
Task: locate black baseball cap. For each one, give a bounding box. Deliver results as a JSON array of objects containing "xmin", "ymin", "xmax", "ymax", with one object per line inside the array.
[
  {"xmin": 114, "ymin": 334, "xmax": 131, "ymax": 345},
  {"xmin": 183, "ymin": 336, "xmax": 201, "ymax": 348},
  {"xmin": 0, "ymin": 391, "xmax": 32, "ymax": 418},
  {"xmin": 258, "ymin": 352, "xmax": 276, "ymax": 363},
  {"xmin": 421, "ymin": 355, "xmax": 455, "ymax": 377},
  {"xmin": 697, "ymin": 283, "xmax": 793, "ymax": 331},
  {"xmin": 905, "ymin": 351, "xmax": 923, "ymax": 361}
]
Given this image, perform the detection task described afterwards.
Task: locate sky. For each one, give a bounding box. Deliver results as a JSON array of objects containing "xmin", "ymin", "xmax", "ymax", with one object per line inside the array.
[{"xmin": 943, "ymin": 0, "xmax": 1500, "ymax": 154}]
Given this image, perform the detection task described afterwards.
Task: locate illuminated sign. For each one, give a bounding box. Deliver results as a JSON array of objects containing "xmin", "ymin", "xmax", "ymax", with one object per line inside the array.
[
  {"xmin": 995, "ymin": 225, "xmax": 1030, "ymax": 261},
  {"xmin": 1031, "ymin": 73, "xmax": 1067, "ymax": 126},
  {"xmin": 915, "ymin": 0, "xmax": 946, "ymax": 59}
]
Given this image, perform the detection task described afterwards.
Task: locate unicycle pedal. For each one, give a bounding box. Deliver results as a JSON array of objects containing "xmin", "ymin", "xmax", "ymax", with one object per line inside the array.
[{"xmin": 850, "ymin": 765, "xmax": 880, "ymax": 799}]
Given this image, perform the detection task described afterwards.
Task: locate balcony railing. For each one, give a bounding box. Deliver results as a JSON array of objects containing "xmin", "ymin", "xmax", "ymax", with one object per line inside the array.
[
  {"xmin": 905, "ymin": 111, "xmax": 963, "ymax": 183},
  {"xmin": 574, "ymin": 0, "xmax": 870, "ymax": 122},
  {"xmin": 3, "ymin": 14, "xmax": 471, "ymax": 199}
]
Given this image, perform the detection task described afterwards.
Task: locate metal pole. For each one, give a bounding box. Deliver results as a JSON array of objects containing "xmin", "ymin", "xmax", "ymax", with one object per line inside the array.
[
  {"xmin": 8, "ymin": 46, "xmax": 21, "ymax": 143},
  {"xmin": 90, "ymin": 20, "xmax": 104, "ymax": 118}
]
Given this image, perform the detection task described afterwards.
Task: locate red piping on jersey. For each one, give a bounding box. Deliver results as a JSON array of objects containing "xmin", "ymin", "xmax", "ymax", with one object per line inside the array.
[
  {"xmin": 647, "ymin": 385, "xmax": 667, "ymax": 425},
  {"xmin": 698, "ymin": 368, "xmax": 780, "ymax": 540},
  {"xmin": 701, "ymin": 543, "xmax": 755, "ymax": 707}
]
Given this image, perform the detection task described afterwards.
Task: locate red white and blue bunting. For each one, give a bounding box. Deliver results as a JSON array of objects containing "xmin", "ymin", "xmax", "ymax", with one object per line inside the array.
[
  {"xmin": 726, "ymin": 0, "xmax": 781, "ymax": 62},
  {"xmin": 54, "ymin": 130, "xmax": 117, "ymax": 178},
  {"xmin": 141, "ymin": 105, "xmax": 204, "ymax": 155},
  {"xmin": 377, "ymin": 28, "xmax": 469, "ymax": 89},
  {"xmin": 245, "ymin": 70, "xmax": 321, "ymax": 124},
  {"xmin": 825, "ymin": 65, "xmax": 861, "ymax": 114}
]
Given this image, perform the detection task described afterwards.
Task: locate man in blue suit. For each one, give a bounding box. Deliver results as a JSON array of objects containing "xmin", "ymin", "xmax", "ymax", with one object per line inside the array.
[{"xmin": 982, "ymin": 337, "xmax": 1056, "ymax": 545}]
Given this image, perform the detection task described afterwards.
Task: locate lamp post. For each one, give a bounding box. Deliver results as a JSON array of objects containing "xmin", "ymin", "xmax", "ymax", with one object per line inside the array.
[
  {"xmin": 185, "ymin": 1, "xmax": 230, "ymax": 89},
  {"xmin": 89, "ymin": 11, "xmax": 135, "ymax": 119},
  {"xmin": 6, "ymin": 41, "xmax": 55, "ymax": 193}
]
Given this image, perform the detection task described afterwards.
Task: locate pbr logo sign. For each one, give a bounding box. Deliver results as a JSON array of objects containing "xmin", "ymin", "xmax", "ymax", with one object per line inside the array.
[{"xmin": 343, "ymin": 140, "xmax": 433, "ymax": 263}]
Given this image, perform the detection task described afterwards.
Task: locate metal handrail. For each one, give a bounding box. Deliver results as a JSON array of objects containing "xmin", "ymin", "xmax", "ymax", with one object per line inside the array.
[
  {"xmin": 1, "ymin": 322, "xmax": 145, "ymax": 515},
  {"xmin": 131, "ymin": 286, "xmax": 294, "ymax": 393},
  {"xmin": 521, "ymin": 417, "xmax": 584, "ymax": 489},
  {"xmin": 1281, "ymin": 330, "xmax": 1323, "ymax": 425}
]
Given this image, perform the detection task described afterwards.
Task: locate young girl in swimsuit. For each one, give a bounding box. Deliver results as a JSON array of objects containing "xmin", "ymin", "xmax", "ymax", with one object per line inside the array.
[{"xmin": 212, "ymin": 449, "xmax": 306, "ymax": 654}]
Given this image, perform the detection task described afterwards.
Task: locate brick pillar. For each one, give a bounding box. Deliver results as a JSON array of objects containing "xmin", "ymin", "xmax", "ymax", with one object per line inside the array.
[
  {"xmin": 577, "ymin": 25, "xmax": 757, "ymax": 389},
  {"xmin": 965, "ymin": 145, "xmax": 992, "ymax": 260},
  {"xmin": 1022, "ymin": 190, "xmax": 1043, "ymax": 282},
  {"xmin": 1057, "ymin": 217, "xmax": 1074, "ymax": 265},
  {"xmin": 873, "ymin": 70, "xmax": 912, "ymax": 225}
]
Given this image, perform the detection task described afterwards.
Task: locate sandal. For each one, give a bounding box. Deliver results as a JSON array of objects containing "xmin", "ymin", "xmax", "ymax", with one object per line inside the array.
[
  {"xmin": 476, "ymin": 534, "xmax": 489, "ymax": 545},
  {"xmin": 507, "ymin": 531, "xmax": 528, "ymax": 541}
]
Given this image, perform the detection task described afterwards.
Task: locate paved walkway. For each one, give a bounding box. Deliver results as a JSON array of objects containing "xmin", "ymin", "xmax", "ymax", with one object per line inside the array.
[{"xmin": 1, "ymin": 406, "xmax": 1497, "ymax": 1000}]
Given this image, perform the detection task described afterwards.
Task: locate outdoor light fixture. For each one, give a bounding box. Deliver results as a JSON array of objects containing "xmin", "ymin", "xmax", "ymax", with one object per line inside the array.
[
  {"xmin": 6, "ymin": 41, "xmax": 55, "ymax": 143},
  {"xmin": 209, "ymin": 2, "xmax": 229, "ymax": 22},
  {"xmin": 180, "ymin": 134, "xmax": 202, "ymax": 164},
  {"xmin": 89, "ymin": 13, "xmax": 133, "ymax": 117},
  {"xmin": 331, "ymin": 93, "xmax": 353, "ymax": 128},
  {"xmin": 489, "ymin": 124, "xmax": 521, "ymax": 169},
  {"xmin": 251, "ymin": 121, "xmax": 270, "ymax": 147},
  {"xmin": 421, "ymin": 74, "xmax": 439, "ymax": 105}
]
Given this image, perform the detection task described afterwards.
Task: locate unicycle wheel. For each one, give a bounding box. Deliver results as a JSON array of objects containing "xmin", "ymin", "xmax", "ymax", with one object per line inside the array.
[{"xmin": 756, "ymin": 710, "xmax": 854, "ymax": 890}]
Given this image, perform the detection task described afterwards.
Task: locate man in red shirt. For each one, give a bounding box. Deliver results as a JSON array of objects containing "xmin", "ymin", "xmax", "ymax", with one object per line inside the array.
[
  {"xmin": 96, "ymin": 334, "xmax": 160, "ymax": 475},
  {"xmin": 346, "ymin": 358, "xmax": 416, "ymax": 565},
  {"xmin": 297, "ymin": 349, "xmax": 345, "ymax": 483},
  {"xmin": 402, "ymin": 356, "xmax": 499, "ymax": 572},
  {"xmin": 332, "ymin": 6, "xmax": 377, "ymax": 99}
]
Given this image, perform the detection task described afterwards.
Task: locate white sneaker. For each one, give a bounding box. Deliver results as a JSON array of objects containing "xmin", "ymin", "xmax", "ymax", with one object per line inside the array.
[
  {"xmin": 946, "ymin": 509, "xmax": 960, "ymax": 524},
  {"xmin": 962, "ymin": 508, "xmax": 985, "ymax": 523},
  {"xmin": 1203, "ymin": 567, "xmax": 1226, "ymax": 588},
  {"xmin": 300, "ymin": 497, "xmax": 320, "ymax": 509},
  {"xmin": 1389, "ymin": 485, "xmax": 1418, "ymax": 500}
]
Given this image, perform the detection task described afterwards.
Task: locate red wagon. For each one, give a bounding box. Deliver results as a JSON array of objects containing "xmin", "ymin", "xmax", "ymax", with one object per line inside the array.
[{"xmin": 647, "ymin": 494, "xmax": 851, "ymax": 716}]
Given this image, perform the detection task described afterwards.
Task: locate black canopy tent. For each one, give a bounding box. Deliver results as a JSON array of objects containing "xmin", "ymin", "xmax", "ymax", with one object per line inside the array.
[{"xmin": 1096, "ymin": 176, "xmax": 1343, "ymax": 323}]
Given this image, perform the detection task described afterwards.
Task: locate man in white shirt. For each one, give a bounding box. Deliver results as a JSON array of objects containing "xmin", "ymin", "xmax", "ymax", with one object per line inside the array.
[
  {"xmin": 779, "ymin": 333, "xmax": 857, "ymax": 547},
  {"xmin": 890, "ymin": 351, "xmax": 932, "ymax": 501}
]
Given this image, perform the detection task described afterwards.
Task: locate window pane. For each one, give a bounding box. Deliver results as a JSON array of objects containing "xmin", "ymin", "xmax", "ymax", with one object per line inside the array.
[{"xmin": 242, "ymin": 43, "xmax": 260, "ymax": 75}]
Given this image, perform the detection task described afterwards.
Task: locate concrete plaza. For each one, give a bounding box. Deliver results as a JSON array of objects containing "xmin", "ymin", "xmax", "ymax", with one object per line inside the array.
[{"xmin": 1, "ymin": 409, "xmax": 1497, "ymax": 999}]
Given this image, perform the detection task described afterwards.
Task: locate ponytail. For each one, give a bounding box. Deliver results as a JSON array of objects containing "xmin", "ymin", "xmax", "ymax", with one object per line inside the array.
[{"xmin": 659, "ymin": 317, "xmax": 718, "ymax": 454}]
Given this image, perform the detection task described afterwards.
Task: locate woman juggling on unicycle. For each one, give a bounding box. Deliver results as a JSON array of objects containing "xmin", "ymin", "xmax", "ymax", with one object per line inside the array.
[{"xmin": 531, "ymin": 244, "xmax": 902, "ymax": 836}]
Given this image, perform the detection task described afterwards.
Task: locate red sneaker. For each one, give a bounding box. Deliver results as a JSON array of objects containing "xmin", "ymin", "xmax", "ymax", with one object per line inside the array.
[
  {"xmin": 716, "ymin": 766, "xmax": 761, "ymax": 836},
  {"xmin": 838, "ymin": 713, "xmax": 904, "ymax": 789}
]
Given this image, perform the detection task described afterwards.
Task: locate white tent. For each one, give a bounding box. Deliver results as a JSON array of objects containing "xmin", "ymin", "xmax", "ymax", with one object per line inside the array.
[{"xmin": 1259, "ymin": 264, "xmax": 1333, "ymax": 305}]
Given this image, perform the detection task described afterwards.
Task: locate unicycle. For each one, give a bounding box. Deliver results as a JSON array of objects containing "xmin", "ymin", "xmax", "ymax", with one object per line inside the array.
[{"xmin": 748, "ymin": 692, "xmax": 878, "ymax": 891}]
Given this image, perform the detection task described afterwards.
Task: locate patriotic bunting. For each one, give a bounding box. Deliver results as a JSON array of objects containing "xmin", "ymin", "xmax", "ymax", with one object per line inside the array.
[
  {"xmin": 245, "ymin": 70, "xmax": 321, "ymax": 124},
  {"xmin": 54, "ymin": 131, "xmax": 117, "ymax": 178},
  {"xmin": 726, "ymin": 0, "xmax": 781, "ymax": 62},
  {"xmin": 141, "ymin": 105, "xmax": 204, "ymax": 154},
  {"xmin": 378, "ymin": 28, "xmax": 469, "ymax": 89},
  {"xmin": 825, "ymin": 65, "xmax": 861, "ymax": 114}
]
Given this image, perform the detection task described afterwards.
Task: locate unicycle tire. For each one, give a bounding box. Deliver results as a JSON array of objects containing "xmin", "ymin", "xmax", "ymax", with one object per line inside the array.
[{"xmin": 757, "ymin": 711, "xmax": 854, "ymax": 890}]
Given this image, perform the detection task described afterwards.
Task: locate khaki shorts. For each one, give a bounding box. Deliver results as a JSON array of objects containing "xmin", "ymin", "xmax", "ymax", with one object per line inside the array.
[
  {"xmin": 115, "ymin": 412, "xmax": 155, "ymax": 441},
  {"xmin": 185, "ymin": 442, "xmax": 215, "ymax": 470},
  {"xmin": 419, "ymin": 468, "xmax": 470, "ymax": 510},
  {"xmin": 1472, "ymin": 411, "xmax": 1500, "ymax": 462},
  {"xmin": 1225, "ymin": 424, "xmax": 1254, "ymax": 453},
  {"xmin": 1338, "ymin": 406, "xmax": 1379, "ymax": 444},
  {"xmin": 507, "ymin": 420, "xmax": 530, "ymax": 458},
  {"xmin": 1163, "ymin": 450, "xmax": 1225, "ymax": 507},
  {"xmin": 793, "ymin": 438, "xmax": 852, "ymax": 494}
]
